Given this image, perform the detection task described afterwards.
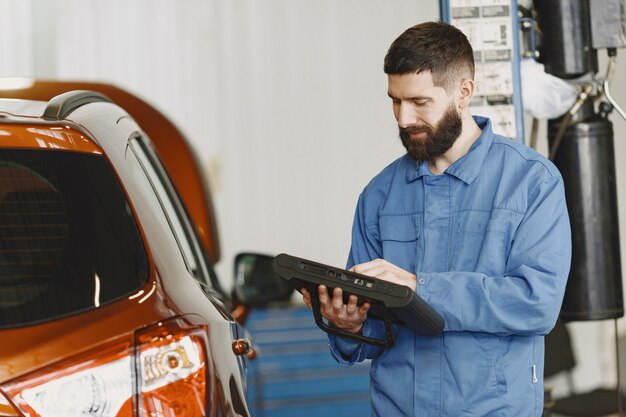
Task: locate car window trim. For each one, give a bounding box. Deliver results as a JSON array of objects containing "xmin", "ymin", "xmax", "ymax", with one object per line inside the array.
[{"xmin": 127, "ymin": 134, "xmax": 227, "ymax": 299}]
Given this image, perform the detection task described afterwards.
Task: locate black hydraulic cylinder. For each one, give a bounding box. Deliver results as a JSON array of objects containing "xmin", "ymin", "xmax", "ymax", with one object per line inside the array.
[
  {"xmin": 549, "ymin": 102, "xmax": 624, "ymax": 321},
  {"xmin": 533, "ymin": 0, "xmax": 598, "ymax": 78}
]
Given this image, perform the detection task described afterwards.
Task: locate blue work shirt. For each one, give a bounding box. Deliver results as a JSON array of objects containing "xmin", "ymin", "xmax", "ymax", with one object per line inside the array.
[{"xmin": 329, "ymin": 116, "xmax": 571, "ymax": 417}]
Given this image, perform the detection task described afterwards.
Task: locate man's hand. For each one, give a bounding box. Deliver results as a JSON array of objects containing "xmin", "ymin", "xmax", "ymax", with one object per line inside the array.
[
  {"xmin": 300, "ymin": 259, "xmax": 415, "ymax": 334},
  {"xmin": 351, "ymin": 258, "xmax": 417, "ymax": 291},
  {"xmin": 301, "ymin": 285, "xmax": 370, "ymax": 334}
]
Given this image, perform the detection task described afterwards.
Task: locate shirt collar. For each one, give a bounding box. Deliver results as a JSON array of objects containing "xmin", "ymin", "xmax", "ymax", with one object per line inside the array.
[{"xmin": 406, "ymin": 116, "xmax": 493, "ymax": 185}]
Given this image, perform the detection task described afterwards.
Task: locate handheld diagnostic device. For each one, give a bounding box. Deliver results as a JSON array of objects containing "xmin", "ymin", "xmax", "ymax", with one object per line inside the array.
[{"xmin": 273, "ymin": 254, "xmax": 445, "ymax": 348}]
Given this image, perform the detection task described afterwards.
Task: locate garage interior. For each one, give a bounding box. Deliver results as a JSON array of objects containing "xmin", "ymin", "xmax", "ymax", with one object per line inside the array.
[{"xmin": 2, "ymin": 0, "xmax": 626, "ymax": 416}]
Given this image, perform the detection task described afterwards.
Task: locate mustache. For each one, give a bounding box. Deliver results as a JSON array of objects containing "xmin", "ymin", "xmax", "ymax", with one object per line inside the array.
[{"xmin": 399, "ymin": 125, "xmax": 432, "ymax": 135}]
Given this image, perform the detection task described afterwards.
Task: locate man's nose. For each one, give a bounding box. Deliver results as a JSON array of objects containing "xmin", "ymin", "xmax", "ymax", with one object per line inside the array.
[{"xmin": 396, "ymin": 102, "xmax": 417, "ymax": 129}]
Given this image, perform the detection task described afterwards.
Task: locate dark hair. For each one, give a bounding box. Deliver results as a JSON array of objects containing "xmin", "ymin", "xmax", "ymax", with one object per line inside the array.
[{"xmin": 384, "ymin": 21, "xmax": 475, "ymax": 92}]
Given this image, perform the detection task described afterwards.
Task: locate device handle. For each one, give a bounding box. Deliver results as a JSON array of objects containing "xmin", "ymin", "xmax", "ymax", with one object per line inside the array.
[{"xmin": 309, "ymin": 286, "xmax": 396, "ymax": 348}]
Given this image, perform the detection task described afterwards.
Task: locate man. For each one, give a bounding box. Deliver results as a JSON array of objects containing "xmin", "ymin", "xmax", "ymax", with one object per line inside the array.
[{"xmin": 302, "ymin": 21, "xmax": 571, "ymax": 416}]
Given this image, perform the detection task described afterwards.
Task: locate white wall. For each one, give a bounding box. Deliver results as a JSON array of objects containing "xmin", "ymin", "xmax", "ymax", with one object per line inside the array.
[
  {"xmin": 2, "ymin": 0, "xmax": 626, "ymax": 401},
  {"xmin": 0, "ymin": 0, "xmax": 33, "ymax": 77}
]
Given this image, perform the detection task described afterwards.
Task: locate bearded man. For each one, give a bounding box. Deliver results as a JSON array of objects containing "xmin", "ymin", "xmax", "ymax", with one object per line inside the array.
[{"xmin": 303, "ymin": 21, "xmax": 571, "ymax": 417}]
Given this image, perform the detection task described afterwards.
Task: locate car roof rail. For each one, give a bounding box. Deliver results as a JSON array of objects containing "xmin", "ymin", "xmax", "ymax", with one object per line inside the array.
[{"xmin": 43, "ymin": 90, "xmax": 112, "ymax": 121}]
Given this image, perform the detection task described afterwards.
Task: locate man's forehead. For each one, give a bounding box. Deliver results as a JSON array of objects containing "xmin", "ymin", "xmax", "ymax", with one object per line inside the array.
[{"xmin": 387, "ymin": 71, "xmax": 446, "ymax": 98}]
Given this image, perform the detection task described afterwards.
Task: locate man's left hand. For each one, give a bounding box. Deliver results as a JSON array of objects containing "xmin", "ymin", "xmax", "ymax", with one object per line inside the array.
[{"xmin": 350, "ymin": 259, "xmax": 417, "ymax": 291}]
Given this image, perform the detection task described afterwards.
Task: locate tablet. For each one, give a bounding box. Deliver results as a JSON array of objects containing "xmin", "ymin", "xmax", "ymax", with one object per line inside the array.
[{"xmin": 272, "ymin": 253, "xmax": 445, "ymax": 348}]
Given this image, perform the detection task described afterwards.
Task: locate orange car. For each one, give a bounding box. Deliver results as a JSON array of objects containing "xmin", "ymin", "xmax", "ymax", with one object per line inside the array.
[{"xmin": 0, "ymin": 82, "xmax": 283, "ymax": 417}]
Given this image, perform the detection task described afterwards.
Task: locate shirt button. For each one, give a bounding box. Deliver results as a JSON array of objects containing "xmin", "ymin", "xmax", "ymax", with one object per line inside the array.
[{"xmin": 418, "ymin": 278, "xmax": 426, "ymax": 285}]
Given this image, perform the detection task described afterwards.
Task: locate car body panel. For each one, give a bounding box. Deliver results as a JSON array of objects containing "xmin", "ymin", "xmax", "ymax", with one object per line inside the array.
[
  {"xmin": 0, "ymin": 80, "xmax": 220, "ymax": 264},
  {"xmin": 0, "ymin": 120, "xmax": 103, "ymax": 154},
  {"xmin": 0, "ymin": 91, "xmax": 249, "ymax": 416}
]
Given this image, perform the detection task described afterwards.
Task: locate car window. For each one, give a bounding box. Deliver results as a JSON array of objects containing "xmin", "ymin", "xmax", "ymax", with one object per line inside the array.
[
  {"xmin": 0, "ymin": 149, "xmax": 148, "ymax": 328},
  {"xmin": 127, "ymin": 136, "xmax": 227, "ymax": 302}
]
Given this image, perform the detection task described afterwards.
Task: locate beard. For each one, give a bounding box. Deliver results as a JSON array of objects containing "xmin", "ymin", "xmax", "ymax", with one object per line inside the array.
[{"xmin": 399, "ymin": 105, "xmax": 463, "ymax": 162}]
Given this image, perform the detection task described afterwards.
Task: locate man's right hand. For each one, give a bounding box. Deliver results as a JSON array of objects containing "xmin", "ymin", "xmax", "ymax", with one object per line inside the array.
[{"xmin": 301, "ymin": 285, "xmax": 370, "ymax": 334}]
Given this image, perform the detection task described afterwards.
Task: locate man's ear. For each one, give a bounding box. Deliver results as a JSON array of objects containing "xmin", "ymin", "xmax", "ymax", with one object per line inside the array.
[{"xmin": 457, "ymin": 78, "xmax": 475, "ymax": 109}]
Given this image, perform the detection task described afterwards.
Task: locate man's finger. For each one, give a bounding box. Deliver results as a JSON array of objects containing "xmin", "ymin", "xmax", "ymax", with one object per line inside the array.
[
  {"xmin": 301, "ymin": 288, "xmax": 311, "ymax": 309},
  {"xmin": 332, "ymin": 287, "xmax": 344, "ymax": 310},
  {"xmin": 318, "ymin": 285, "xmax": 329, "ymax": 304},
  {"xmin": 359, "ymin": 302, "xmax": 371, "ymax": 315},
  {"xmin": 346, "ymin": 294, "xmax": 358, "ymax": 314},
  {"xmin": 352, "ymin": 259, "xmax": 385, "ymax": 274},
  {"xmin": 357, "ymin": 265, "xmax": 387, "ymax": 278}
]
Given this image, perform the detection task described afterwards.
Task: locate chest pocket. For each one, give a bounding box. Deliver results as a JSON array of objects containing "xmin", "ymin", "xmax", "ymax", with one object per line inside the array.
[
  {"xmin": 379, "ymin": 213, "xmax": 421, "ymax": 273},
  {"xmin": 451, "ymin": 210, "xmax": 520, "ymax": 275}
]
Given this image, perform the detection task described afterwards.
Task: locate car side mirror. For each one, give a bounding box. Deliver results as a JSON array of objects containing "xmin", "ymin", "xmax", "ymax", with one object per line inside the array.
[{"xmin": 232, "ymin": 253, "xmax": 294, "ymax": 307}]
